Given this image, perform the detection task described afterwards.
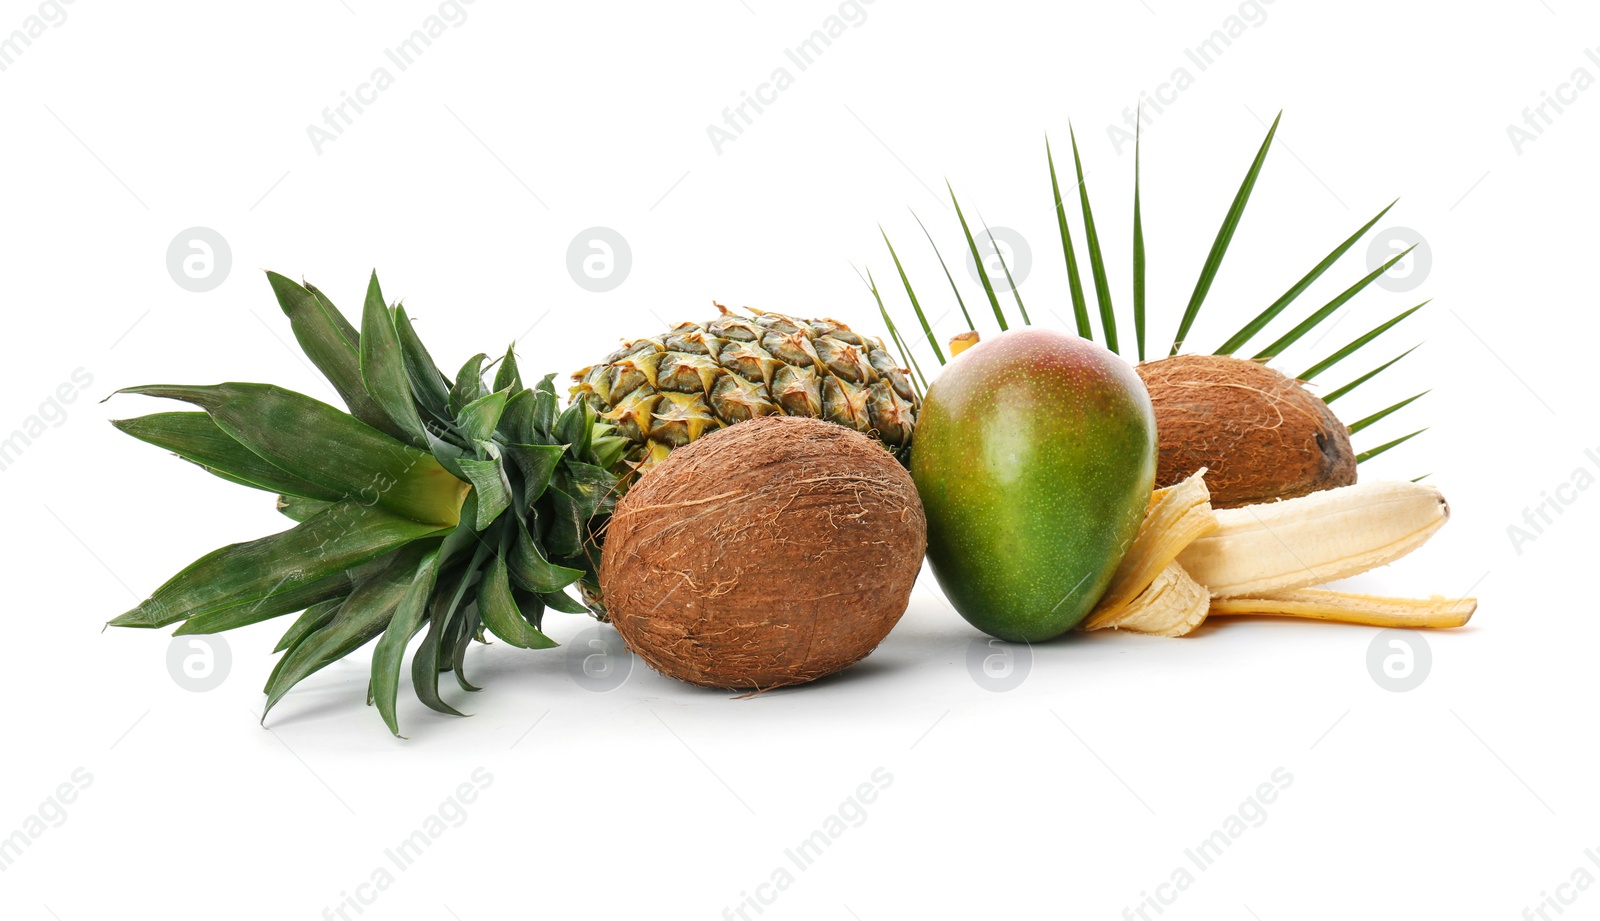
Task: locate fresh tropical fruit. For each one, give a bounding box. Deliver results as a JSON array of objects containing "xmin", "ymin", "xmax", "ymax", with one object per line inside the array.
[
  {"xmin": 108, "ymin": 271, "xmax": 628, "ymax": 736},
  {"xmin": 570, "ymin": 304, "xmax": 920, "ymax": 472},
  {"xmin": 1136, "ymin": 354, "xmax": 1356, "ymax": 508},
  {"xmin": 1078, "ymin": 470, "xmax": 1472, "ymax": 637},
  {"xmin": 601, "ymin": 415, "xmax": 926, "ymax": 688},
  {"xmin": 911, "ymin": 327, "xmax": 1157, "ymax": 642},
  {"xmin": 1175, "ymin": 478, "xmax": 1449, "ymax": 597},
  {"xmin": 870, "ymin": 115, "xmax": 1434, "ymax": 510}
]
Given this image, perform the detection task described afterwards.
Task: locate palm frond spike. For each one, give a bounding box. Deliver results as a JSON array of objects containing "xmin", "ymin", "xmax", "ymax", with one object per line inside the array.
[{"xmin": 1170, "ymin": 110, "xmax": 1282, "ymax": 356}]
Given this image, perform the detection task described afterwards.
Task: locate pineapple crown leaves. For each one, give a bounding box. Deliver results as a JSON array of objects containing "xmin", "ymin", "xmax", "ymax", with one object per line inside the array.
[
  {"xmin": 867, "ymin": 110, "xmax": 1432, "ymax": 469},
  {"xmin": 108, "ymin": 270, "xmax": 627, "ymax": 737}
]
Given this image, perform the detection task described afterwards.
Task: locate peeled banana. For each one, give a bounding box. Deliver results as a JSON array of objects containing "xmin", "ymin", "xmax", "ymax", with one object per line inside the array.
[
  {"xmin": 1175, "ymin": 480, "xmax": 1450, "ymax": 598},
  {"xmin": 1080, "ymin": 474, "xmax": 1472, "ymax": 637}
]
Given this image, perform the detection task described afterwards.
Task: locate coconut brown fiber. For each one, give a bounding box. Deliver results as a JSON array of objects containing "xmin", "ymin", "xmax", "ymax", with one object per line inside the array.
[
  {"xmin": 599, "ymin": 415, "xmax": 927, "ymax": 690},
  {"xmin": 1136, "ymin": 354, "xmax": 1356, "ymax": 509}
]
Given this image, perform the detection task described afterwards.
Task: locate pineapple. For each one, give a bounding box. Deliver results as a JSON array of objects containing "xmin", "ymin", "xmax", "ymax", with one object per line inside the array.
[
  {"xmin": 109, "ymin": 271, "xmax": 631, "ymax": 736},
  {"xmin": 109, "ymin": 277, "xmax": 920, "ymax": 736},
  {"xmin": 570, "ymin": 304, "xmax": 920, "ymax": 471}
]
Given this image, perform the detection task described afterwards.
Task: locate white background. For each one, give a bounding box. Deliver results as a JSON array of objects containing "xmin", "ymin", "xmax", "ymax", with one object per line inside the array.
[{"xmin": 2, "ymin": 1, "xmax": 1595, "ymax": 919}]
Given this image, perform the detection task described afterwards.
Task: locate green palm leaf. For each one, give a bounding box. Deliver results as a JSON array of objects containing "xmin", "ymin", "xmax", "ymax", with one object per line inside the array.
[
  {"xmin": 1299, "ymin": 300, "xmax": 1429, "ymax": 382},
  {"xmin": 984, "ymin": 222, "xmax": 1030, "ymax": 325},
  {"xmin": 1068, "ymin": 126, "xmax": 1118, "ymax": 352},
  {"xmin": 1132, "ymin": 116, "xmax": 1147, "ymax": 360},
  {"xmin": 949, "ymin": 183, "xmax": 1009, "ymax": 330},
  {"xmin": 857, "ymin": 265, "xmax": 929, "ymax": 389},
  {"xmin": 1323, "ymin": 346, "xmax": 1419, "ymax": 404},
  {"xmin": 882, "ymin": 229, "xmax": 945, "ymax": 365},
  {"xmin": 1214, "ymin": 200, "xmax": 1396, "ymax": 356},
  {"xmin": 1252, "ymin": 246, "xmax": 1416, "ymax": 362},
  {"xmin": 912, "ymin": 210, "xmax": 975, "ymax": 331},
  {"xmin": 1170, "ymin": 111, "xmax": 1281, "ymax": 356},
  {"xmin": 1046, "ymin": 136, "xmax": 1093, "ymax": 340},
  {"xmin": 1347, "ymin": 391, "xmax": 1429, "ymax": 436},
  {"xmin": 1356, "ymin": 428, "xmax": 1427, "ymax": 464}
]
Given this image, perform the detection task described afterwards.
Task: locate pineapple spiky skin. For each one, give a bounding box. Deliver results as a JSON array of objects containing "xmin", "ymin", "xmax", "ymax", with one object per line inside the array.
[{"xmin": 571, "ymin": 304, "xmax": 920, "ymax": 471}]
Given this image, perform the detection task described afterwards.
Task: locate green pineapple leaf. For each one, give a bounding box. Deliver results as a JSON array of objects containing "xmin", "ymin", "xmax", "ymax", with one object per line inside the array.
[
  {"xmin": 456, "ymin": 390, "xmax": 509, "ymax": 445},
  {"xmin": 174, "ymin": 572, "xmax": 353, "ymax": 636},
  {"xmin": 1170, "ymin": 111, "xmax": 1281, "ymax": 356},
  {"xmin": 478, "ymin": 556, "xmax": 559, "ymax": 650},
  {"xmin": 370, "ymin": 550, "xmax": 440, "ymax": 737},
  {"xmin": 109, "ymin": 502, "xmax": 447, "ymax": 629},
  {"xmin": 450, "ymin": 354, "xmax": 489, "ymax": 416},
  {"xmin": 359, "ymin": 271, "xmax": 429, "ymax": 447},
  {"xmin": 417, "ymin": 543, "xmax": 490, "ymax": 715},
  {"xmin": 532, "ymin": 373, "xmax": 560, "ymax": 433},
  {"xmin": 494, "ymin": 343, "xmax": 523, "ymax": 393},
  {"xmin": 263, "ymin": 548, "xmax": 431, "ymax": 720},
  {"xmin": 267, "ymin": 272, "xmax": 406, "ymax": 442},
  {"xmin": 392, "ymin": 305, "xmax": 453, "ymax": 420},
  {"xmin": 111, "ymin": 270, "xmax": 629, "ymax": 734},
  {"xmin": 457, "ymin": 456, "xmax": 512, "ymax": 530},
  {"xmin": 448, "ymin": 608, "xmax": 483, "ymax": 693},
  {"xmin": 509, "ymin": 518, "xmax": 584, "ymax": 593},
  {"xmin": 513, "ymin": 590, "xmax": 547, "ymax": 632},
  {"xmin": 272, "ymin": 597, "xmax": 344, "ymax": 654},
  {"xmin": 112, "ymin": 412, "xmax": 341, "ymax": 501},
  {"xmin": 539, "ymin": 589, "xmax": 590, "ymax": 615},
  {"xmin": 118, "ymin": 382, "xmax": 468, "ymax": 527},
  {"xmin": 504, "ymin": 443, "xmax": 566, "ymax": 505}
]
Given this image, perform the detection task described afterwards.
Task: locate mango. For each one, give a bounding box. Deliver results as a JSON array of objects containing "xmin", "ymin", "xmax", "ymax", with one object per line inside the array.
[{"xmin": 911, "ymin": 328, "xmax": 1157, "ymax": 641}]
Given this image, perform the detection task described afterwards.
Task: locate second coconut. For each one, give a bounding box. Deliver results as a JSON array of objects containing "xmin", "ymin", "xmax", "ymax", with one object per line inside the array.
[{"xmin": 911, "ymin": 328, "xmax": 1157, "ymax": 642}]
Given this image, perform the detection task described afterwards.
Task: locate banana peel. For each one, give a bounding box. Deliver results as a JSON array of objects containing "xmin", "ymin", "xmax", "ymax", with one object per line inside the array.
[
  {"xmin": 1080, "ymin": 470, "xmax": 1476, "ymax": 637},
  {"xmin": 1081, "ymin": 470, "xmax": 1217, "ymax": 632},
  {"xmin": 1209, "ymin": 589, "xmax": 1475, "ymax": 629}
]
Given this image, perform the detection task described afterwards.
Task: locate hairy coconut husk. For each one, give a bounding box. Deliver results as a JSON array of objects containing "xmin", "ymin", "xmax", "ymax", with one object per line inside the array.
[
  {"xmin": 1136, "ymin": 354, "xmax": 1355, "ymax": 509},
  {"xmin": 599, "ymin": 415, "xmax": 926, "ymax": 689}
]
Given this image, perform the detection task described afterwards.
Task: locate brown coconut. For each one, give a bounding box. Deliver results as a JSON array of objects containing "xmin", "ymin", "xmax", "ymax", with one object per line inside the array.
[
  {"xmin": 1136, "ymin": 354, "xmax": 1355, "ymax": 509},
  {"xmin": 599, "ymin": 415, "xmax": 926, "ymax": 689}
]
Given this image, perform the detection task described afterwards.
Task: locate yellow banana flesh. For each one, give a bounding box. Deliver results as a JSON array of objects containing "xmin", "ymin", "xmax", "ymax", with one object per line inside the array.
[
  {"xmin": 1079, "ymin": 473, "xmax": 1471, "ymax": 637},
  {"xmin": 1175, "ymin": 480, "xmax": 1450, "ymax": 598}
]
